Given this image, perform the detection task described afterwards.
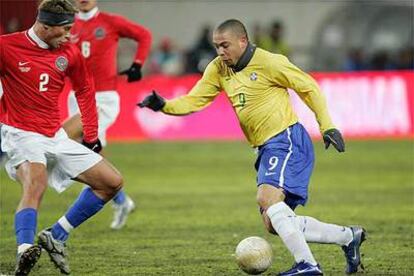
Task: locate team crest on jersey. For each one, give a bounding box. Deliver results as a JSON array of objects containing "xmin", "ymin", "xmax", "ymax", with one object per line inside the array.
[
  {"xmin": 250, "ymin": 72, "xmax": 258, "ymax": 81},
  {"xmin": 55, "ymin": 56, "xmax": 68, "ymax": 72},
  {"xmin": 94, "ymin": 27, "xmax": 106, "ymax": 39}
]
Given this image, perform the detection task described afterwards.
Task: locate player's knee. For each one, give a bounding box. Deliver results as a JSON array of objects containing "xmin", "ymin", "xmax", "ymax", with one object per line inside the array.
[
  {"xmin": 256, "ymin": 184, "xmax": 285, "ymax": 210},
  {"xmin": 256, "ymin": 192, "xmax": 274, "ymax": 210},
  {"xmin": 113, "ymin": 173, "xmax": 123, "ymax": 191},
  {"xmin": 106, "ymin": 172, "xmax": 123, "ymax": 196}
]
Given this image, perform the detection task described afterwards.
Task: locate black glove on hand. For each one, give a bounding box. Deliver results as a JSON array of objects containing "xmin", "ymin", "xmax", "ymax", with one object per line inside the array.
[
  {"xmin": 82, "ymin": 139, "xmax": 102, "ymax": 153},
  {"xmin": 137, "ymin": 90, "xmax": 165, "ymax": 111},
  {"xmin": 323, "ymin": 128, "xmax": 345, "ymax": 152},
  {"xmin": 120, "ymin": 62, "xmax": 142, "ymax": 82}
]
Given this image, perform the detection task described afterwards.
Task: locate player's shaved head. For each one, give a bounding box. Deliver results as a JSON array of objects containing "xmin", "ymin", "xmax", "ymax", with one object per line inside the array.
[
  {"xmin": 39, "ymin": 0, "xmax": 78, "ymax": 14},
  {"xmin": 213, "ymin": 19, "xmax": 250, "ymax": 67},
  {"xmin": 215, "ymin": 19, "xmax": 249, "ymax": 40}
]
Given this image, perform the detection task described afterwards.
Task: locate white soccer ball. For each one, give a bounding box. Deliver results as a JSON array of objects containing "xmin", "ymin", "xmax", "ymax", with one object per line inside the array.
[{"xmin": 235, "ymin": 236, "xmax": 273, "ymax": 275}]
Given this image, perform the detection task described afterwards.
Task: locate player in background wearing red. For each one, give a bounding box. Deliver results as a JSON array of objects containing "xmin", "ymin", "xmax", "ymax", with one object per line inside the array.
[
  {"xmin": 63, "ymin": 0, "xmax": 152, "ymax": 230},
  {"xmin": 0, "ymin": 1, "xmax": 123, "ymax": 274}
]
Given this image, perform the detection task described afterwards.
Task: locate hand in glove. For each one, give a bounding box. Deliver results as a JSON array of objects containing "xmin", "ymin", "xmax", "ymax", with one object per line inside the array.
[
  {"xmin": 323, "ymin": 129, "xmax": 345, "ymax": 152},
  {"xmin": 120, "ymin": 62, "xmax": 142, "ymax": 82},
  {"xmin": 137, "ymin": 90, "xmax": 165, "ymax": 111},
  {"xmin": 82, "ymin": 139, "xmax": 103, "ymax": 153}
]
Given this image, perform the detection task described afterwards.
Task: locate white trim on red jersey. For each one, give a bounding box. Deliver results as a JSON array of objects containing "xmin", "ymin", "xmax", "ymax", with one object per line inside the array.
[{"xmin": 27, "ymin": 27, "xmax": 49, "ymax": 49}]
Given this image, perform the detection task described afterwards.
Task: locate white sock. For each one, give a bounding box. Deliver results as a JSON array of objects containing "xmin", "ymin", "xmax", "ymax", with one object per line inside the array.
[
  {"xmin": 17, "ymin": 243, "xmax": 33, "ymax": 254},
  {"xmin": 266, "ymin": 202, "xmax": 317, "ymax": 265},
  {"xmin": 58, "ymin": 216, "xmax": 74, "ymax": 233},
  {"xmin": 291, "ymin": 216, "xmax": 353, "ymax": 246}
]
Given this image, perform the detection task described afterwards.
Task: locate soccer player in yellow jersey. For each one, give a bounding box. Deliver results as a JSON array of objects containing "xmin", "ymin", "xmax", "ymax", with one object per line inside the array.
[{"xmin": 139, "ymin": 19, "xmax": 366, "ymax": 275}]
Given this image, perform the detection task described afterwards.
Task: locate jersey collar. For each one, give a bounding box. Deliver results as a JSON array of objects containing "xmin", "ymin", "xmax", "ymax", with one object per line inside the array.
[
  {"xmin": 77, "ymin": 7, "xmax": 99, "ymax": 21},
  {"xmin": 232, "ymin": 42, "xmax": 256, "ymax": 72},
  {"xmin": 28, "ymin": 27, "xmax": 49, "ymax": 49}
]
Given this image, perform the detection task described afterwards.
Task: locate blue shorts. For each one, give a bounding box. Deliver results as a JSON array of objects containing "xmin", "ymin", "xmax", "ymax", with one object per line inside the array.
[{"xmin": 255, "ymin": 123, "xmax": 314, "ymax": 210}]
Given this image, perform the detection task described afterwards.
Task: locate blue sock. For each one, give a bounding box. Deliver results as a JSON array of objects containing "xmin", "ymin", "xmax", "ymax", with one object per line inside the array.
[
  {"xmin": 15, "ymin": 208, "xmax": 37, "ymax": 245},
  {"xmin": 112, "ymin": 189, "xmax": 126, "ymax": 205},
  {"xmin": 51, "ymin": 222, "xmax": 69, "ymax": 242},
  {"xmin": 51, "ymin": 187, "xmax": 106, "ymax": 242}
]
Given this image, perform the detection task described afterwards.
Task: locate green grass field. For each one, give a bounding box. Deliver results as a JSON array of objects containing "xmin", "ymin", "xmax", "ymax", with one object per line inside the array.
[{"xmin": 0, "ymin": 140, "xmax": 413, "ymax": 275}]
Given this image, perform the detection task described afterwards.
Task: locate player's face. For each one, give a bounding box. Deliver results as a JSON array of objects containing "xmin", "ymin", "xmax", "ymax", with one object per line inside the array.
[
  {"xmin": 75, "ymin": 0, "xmax": 98, "ymax": 12},
  {"xmin": 43, "ymin": 24, "xmax": 73, "ymax": 49},
  {"xmin": 213, "ymin": 30, "xmax": 248, "ymax": 67}
]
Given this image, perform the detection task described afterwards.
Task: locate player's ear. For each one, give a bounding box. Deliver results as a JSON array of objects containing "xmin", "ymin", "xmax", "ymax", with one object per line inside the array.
[{"xmin": 239, "ymin": 36, "xmax": 248, "ymax": 48}]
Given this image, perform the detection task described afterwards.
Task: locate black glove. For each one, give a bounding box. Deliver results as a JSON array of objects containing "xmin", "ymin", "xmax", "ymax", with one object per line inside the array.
[
  {"xmin": 137, "ymin": 90, "xmax": 165, "ymax": 111},
  {"xmin": 82, "ymin": 139, "xmax": 102, "ymax": 153},
  {"xmin": 120, "ymin": 62, "xmax": 142, "ymax": 82},
  {"xmin": 323, "ymin": 128, "xmax": 345, "ymax": 152}
]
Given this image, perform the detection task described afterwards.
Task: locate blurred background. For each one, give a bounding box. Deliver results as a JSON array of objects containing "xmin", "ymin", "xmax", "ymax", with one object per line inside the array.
[
  {"xmin": 0, "ymin": 0, "xmax": 413, "ymax": 141},
  {"xmin": 1, "ymin": 0, "xmax": 413, "ymax": 72}
]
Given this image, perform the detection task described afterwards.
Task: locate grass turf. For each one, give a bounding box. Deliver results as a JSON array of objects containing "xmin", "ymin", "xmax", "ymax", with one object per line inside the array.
[{"xmin": 0, "ymin": 140, "xmax": 413, "ymax": 275}]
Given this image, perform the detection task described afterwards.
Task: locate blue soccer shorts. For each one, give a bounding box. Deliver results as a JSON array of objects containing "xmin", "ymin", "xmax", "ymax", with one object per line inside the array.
[{"xmin": 255, "ymin": 123, "xmax": 315, "ymax": 210}]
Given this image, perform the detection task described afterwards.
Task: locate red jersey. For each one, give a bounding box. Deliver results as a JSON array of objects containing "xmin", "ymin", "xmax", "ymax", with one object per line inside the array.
[
  {"xmin": 0, "ymin": 29, "xmax": 98, "ymax": 142},
  {"xmin": 71, "ymin": 9, "xmax": 152, "ymax": 91}
]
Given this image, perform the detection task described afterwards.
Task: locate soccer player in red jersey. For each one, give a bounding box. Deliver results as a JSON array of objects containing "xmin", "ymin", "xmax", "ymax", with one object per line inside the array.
[
  {"xmin": 63, "ymin": 0, "xmax": 152, "ymax": 230},
  {"xmin": 0, "ymin": 1, "xmax": 123, "ymax": 274}
]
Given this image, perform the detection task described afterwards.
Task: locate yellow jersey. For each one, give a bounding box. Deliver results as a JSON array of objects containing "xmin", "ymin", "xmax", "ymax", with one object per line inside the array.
[{"xmin": 162, "ymin": 47, "xmax": 334, "ymax": 147}]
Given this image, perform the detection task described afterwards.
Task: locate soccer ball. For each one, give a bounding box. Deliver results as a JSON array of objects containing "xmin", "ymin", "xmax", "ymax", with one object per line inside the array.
[{"xmin": 235, "ymin": 236, "xmax": 273, "ymax": 275}]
